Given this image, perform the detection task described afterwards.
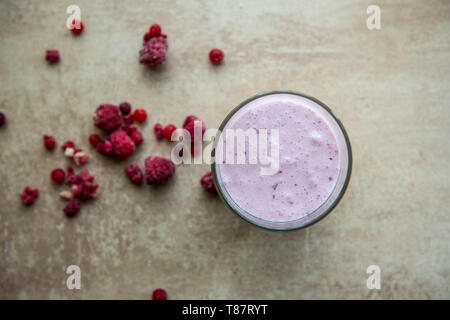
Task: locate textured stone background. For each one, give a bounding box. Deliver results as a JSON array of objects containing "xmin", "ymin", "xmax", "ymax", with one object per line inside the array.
[{"xmin": 0, "ymin": 0, "xmax": 449, "ymax": 299}]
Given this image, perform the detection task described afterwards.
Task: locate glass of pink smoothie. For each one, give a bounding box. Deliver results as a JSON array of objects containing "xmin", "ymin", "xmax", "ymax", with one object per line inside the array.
[{"xmin": 212, "ymin": 91, "xmax": 352, "ymax": 231}]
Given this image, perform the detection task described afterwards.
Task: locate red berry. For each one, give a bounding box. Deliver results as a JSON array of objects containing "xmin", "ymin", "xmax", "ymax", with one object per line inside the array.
[
  {"xmin": 130, "ymin": 129, "xmax": 143, "ymax": 145},
  {"xmin": 109, "ymin": 130, "xmax": 136, "ymax": 160},
  {"xmin": 182, "ymin": 115, "xmax": 206, "ymax": 141},
  {"xmin": 163, "ymin": 124, "xmax": 177, "ymax": 141},
  {"xmin": 97, "ymin": 140, "xmax": 113, "ymax": 155},
  {"xmin": 94, "ymin": 104, "xmax": 122, "ymax": 133},
  {"xmin": 152, "ymin": 288, "xmax": 167, "ymax": 300},
  {"xmin": 43, "ymin": 135, "xmax": 57, "ymax": 151},
  {"xmin": 119, "ymin": 102, "xmax": 132, "ymax": 115},
  {"xmin": 200, "ymin": 171, "xmax": 217, "ymax": 194},
  {"xmin": 61, "ymin": 140, "xmax": 75, "ymax": 151},
  {"xmin": 133, "ymin": 109, "xmax": 147, "ymax": 123},
  {"xmin": 149, "ymin": 24, "xmax": 162, "ymax": 37},
  {"xmin": 51, "ymin": 169, "xmax": 66, "ymax": 184},
  {"xmin": 64, "ymin": 199, "xmax": 81, "ymax": 217},
  {"xmin": 145, "ymin": 156, "xmax": 176, "ymax": 185},
  {"xmin": 70, "ymin": 20, "xmax": 84, "ymax": 35},
  {"xmin": 139, "ymin": 36, "xmax": 168, "ymax": 67},
  {"xmin": 20, "ymin": 187, "xmax": 39, "ymax": 205},
  {"xmin": 209, "ymin": 48, "xmax": 224, "ymax": 64},
  {"xmin": 89, "ymin": 134, "xmax": 102, "ymax": 147},
  {"xmin": 0, "ymin": 112, "xmax": 6, "ymax": 127},
  {"xmin": 154, "ymin": 123, "xmax": 164, "ymax": 140},
  {"xmin": 45, "ymin": 50, "xmax": 60, "ymax": 63},
  {"xmin": 125, "ymin": 164, "xmax": 143, "ymax": 185}
]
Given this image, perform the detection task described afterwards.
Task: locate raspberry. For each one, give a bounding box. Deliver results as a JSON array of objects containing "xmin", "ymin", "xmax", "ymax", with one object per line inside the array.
[
  {"xmin": 89, "ymin": 134, "xmax": 102, "ymax": 147},
  {"xmin": 70, "ymin": 20, "xmax": 84, "ymax": 35},
  {"xmin": 0, "ymin": 112, "xmax": 6, "ymax": 127},
  {"xmin": 139, "ymin": 36, "xmax": 168, "ymax": 67},
  {"xmin": 64, "ymin": 199, "xmax": 81, "ymax": 217},
  {"xmin": 51, "ymin": 169, "xmax": 66, "ymax": 184},
  {"xmin": 20, "ymin": 187, "xmax": 39, "ymax": 205},
  {"xmin": 148, "ymin": 24, "xmax": 162, "ymax": 38},
  {"xmin": 209, "ymin": 48, "xmax": 224, "ymax": 64},
  {"xmin": 182, "ymin": 116, "xmax": 206, "ymax": 141},
  {"xmin": 43, "ymin": 135, "xmax": 57, "ymax": 151},
  {"xmin": 61, "ymin": 140, "xmax": 75, "ymax": 151},
  {"xmin": 130, "ymin": 129, "xmax": 143, "ymax": 145},
  {"xmin": 65, "ymin": 168, "xmax": 98, "ymax": 202},
  {"xmin": 123, "ymin": 114, "xmax": 134, "ymax": 125},
  {"xmin": 163, "ymin": 124, "xmax": 177, "ymax": 141},
  {"xmin": 119, "ymin": 102, "xmax": 132, "ymax": 115},
  {"xmin": 133, "ymin": 109, "xmax": 147, "ymax": 123},
  {"xmin": 122, "ymin": 124, "xmax": 138, "ymax": 135},
  {"xmin": 97, "ymin": 140, "xmax": 113, "ymax": 155},
  {"xmin": 152, "ymin": 288, "xmax": 167, "ymax": 300},
  {"xmin": 109, "ymin": 130, "xmax": 135, "ymax": 160},
  {"xmin": 125, "ymin": 164, "xmax": 143, "ymax": 185},
  {"xmin": 93, "ymin": 104, "xmax": 122, "ymax": 133},
  {"xmin": 73, "ymin": 150, "xmax": 89, "ymax": 165},
  {"xmin": 154, "ymin": 123, "xmax": 164, "ymax": 140},
  {"xmin": 200, "ymin": 171, "xmax": 217, "ymax": 194},
  {"xmin": 45, "ymin": 50, "xmax": 60, "ymax": 63},
  {"xmin": 145, "ymin": 156, "xmax": 176, "ymax": 185}
]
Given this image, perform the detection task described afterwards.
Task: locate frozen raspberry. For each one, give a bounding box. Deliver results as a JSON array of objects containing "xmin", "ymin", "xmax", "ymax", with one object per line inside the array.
[
  {"xmin": 133, "ymin": 109, "xmax": 147, "ymax": 123},
  {"xmin": 145, "ymin": 156, "xmax": 176, "ymax": 185},
  {"xmin": 183, "ymin": 116, "xmax": 206, "ymax": 141},
  {"xmin": 64, "ymin": 199, "xmax": 81, "ymax": 217},
  {"xmin": 121, "ymin": 124, "xmax": 138, "ymax": 135},
  {"xmin": 125, "ymin": 164, "xmax": 143, "ymax": 185},
  {"xmin": 119, "ymin": 102, "xmax": 132, "ymax": 115},
  {"xmin": 93, "ymin": 104, "xmax": 122, "ymax": 133},
  {"xmin": 130, "ymin": 129, "xmax": 143, "ymax": 145},
  {"xmin": 209, "ymin": 48, "xmax": 224, "ymax": 64},
  {"xmin": 154, "ymin": 123, "xmax": 164, "ymax": 140},
  {"xmin": 89, "ymin": 134, "xmax": 102, "ymax": 147},
  {"xmin": 45, "ymin": 50, "xmax": 60, "ymax": 63},
  {"xmin": 149, "ymin": 24, "xmax": 161, "ymax": 38},
  {"xmin": 51, "ymin": 168, "xmax": 66, "ymax": 184},
  {"xmin": 163, "ymin": 124, "xmax": 177, "ymax": 141},
  {"xmin": 65, "ymin": 168, "xmax": 98, "ymax": 202},
  {"xmin": 61, "ymin": 140, "xmax": 75, "ymax": 151},
  {"xmin": 123, "ymin": 114, "xmax": 134, "ymax": 125},
  {"xmin": 139, "ymin": 35, "xmax": 168, "ymax": 67},
  {"xmin": 20, "ymin": 187, "xmax": 39, "ymax": 205},
  {"xmin": 70, "ymin": 20, "xmax": 84, "ymax": 35},
  {"xmin": 0, "ymin": 112, "xmax": 6, "ymax": 127},
  {"xmin": 109, "ymin": 130, "xmax": 135, "ymax": 160},
  {"xmin": 97, "ymin": 140, "xmax": 113, "ymax": 155},
  {"xmin": 200, "ymin": 171, "xmax": 217, "ymax": 194},
  {"xmin": 74, "ymin": 150, "xmax": 89, "ymax": 165},
  {"xmin": 43, "ymin": 135, "xmax": 57, "ymax": 151},
  {"xmin": 152, "ymin": 288, "xmax": 167, "ymax": 300}
]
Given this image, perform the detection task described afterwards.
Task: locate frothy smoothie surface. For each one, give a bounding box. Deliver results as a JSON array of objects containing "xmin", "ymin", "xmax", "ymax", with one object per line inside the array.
[{"xmin": 216, "ymin": 93, "xmax": 341, "ymax": 222}]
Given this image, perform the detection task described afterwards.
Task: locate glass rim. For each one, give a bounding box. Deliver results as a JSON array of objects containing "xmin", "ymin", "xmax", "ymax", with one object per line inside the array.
[{"xmin": 211, "ymin": 90, "xmax": 353, "ymax": 231}]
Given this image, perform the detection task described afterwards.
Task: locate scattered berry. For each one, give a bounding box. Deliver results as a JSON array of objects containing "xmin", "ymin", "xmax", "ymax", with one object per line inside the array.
[
  {"xmin": 123, "ymin": 114, "xmax": 134, "ymax": 125},
  {"xmin": 139, "ymin": 35, "xmax": 168, "ymax": 67},
  {"xmin": 133, "ymin": 109, "xmax": 147, "ymax": 123},
  {"xmin": 182, "ymin": 115, "xmax": 206, "ymax": 141},
  {"xmin": 97, "ymin": 140, "xmax": 113, "ymax": 155},
  {"xmin": 73, "ymin": 150, "xmax": 89, "ymax": 166},
  {"xmin": 200, "ymin": 171, "xmax": 217, "ymax": 194},
  {"xmin": 119, "ymin": 102, "xmax": 132, "ymax": 115},
  {"xmin": 152, "ymin": 288, "xmax": 167, "ymax": 300},
  {"xmin": 93, "ymin": 104, "xmax": 122, "ymax": 133},
  {"xmin": 20, "ymin": 187, "xmax": 39, "ymax": 205},
  {"xmin": 45, "ymin": 50, "xmax": 60, "ymax": 63},
  {"xmin": 61, "ymin": 140, "xmax": 75, "ymax": 151},
  {"xmin": 64, "ymin": 199, "xmax": 81, "ymax": 217},
  {"xmin": 154, "ymin": 123, "xmax": 164, "ymax": 140},
  {"xmin": 89, "ymin": 134, "xmax": 102, "ymax": 147},
  {"xmin": 0, "ymin": 112, "xmax": 6, "ymax": 127},
  {"xmin": 148, "ymin": 24, "xmax": 162, "ymax": 38},
  {"xmin": 70, "ymin": 20, "xmax": 84, "ymax": 35},
  {"xmin": 163, "ymin": 124, "xmax": 177, "ymax": 141},
  {"xmin": 130, "ymin": 129, "xmax": 143, "ymax": 145},
  {"xmin": 145, "ymin": 156, "xmax": 176, "ymax": 185},
  {"xmin": 109, "ymin": 130, "xmax": 136, "ymax": 160},
  {"xmin": 209, "ymin": 48, "xmax": 224, "ymax": 64},
  {"xmin": 51, "ymin": 169, "xmax": 66, "ymax": 184},
  {"xmin": 125, "ymin": 164, "xmax": 143, "ymax": 185},
  {"xmin": 64, "ymin": 168, "xmax": 98, "ymax": 202},
  {"xmin": 43, "ymin": 135, "xmax": 57, "ymax": 151}
]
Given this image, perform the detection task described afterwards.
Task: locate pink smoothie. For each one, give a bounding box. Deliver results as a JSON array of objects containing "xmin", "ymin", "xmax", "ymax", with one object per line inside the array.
[{"xmin": 215, "ymin": 93, "xmax": 341, "ymax": 223}]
